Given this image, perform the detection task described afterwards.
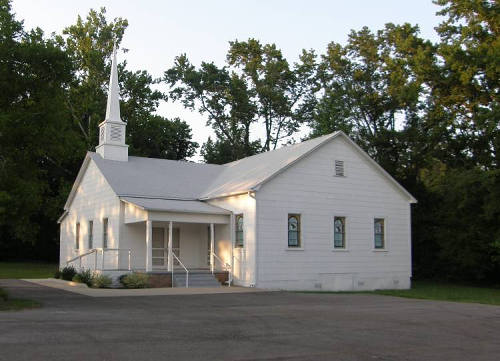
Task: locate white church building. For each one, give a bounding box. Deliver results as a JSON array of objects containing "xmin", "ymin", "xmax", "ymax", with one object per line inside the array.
[{"xmin": 58, "ymin": 47, "xmax": 417, "ymax": 291}]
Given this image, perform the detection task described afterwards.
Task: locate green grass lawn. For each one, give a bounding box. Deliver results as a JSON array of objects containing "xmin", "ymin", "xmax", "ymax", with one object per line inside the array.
[
  {"xmin": 373, "ymin": 281, "xmax": 500, "ymax": 306},
  {"xmin": 0, "ymin": 261, "xmax": 58, "ymax": 279},
  {"xmin": 0, "ymin": 287, "xmax": 40, "ymax": 311}
]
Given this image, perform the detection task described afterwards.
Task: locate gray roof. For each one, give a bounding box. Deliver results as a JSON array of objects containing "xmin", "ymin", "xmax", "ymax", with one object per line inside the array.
[
  {"xmin": 121, "ymin": 197, "xmax": 230, "ymax": 214},
  {"xmin": 88, "ymin": 132, "xmax": 338, "ymax": 201},
  {"xmin": 63, "ymin": 131, "xmax": 415, "ymax": 215}
]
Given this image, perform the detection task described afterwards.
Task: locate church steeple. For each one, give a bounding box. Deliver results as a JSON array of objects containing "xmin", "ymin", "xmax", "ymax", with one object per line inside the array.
[{"xmin": 96, "ymin": 43, "xmax": 128, "ymax": 162}]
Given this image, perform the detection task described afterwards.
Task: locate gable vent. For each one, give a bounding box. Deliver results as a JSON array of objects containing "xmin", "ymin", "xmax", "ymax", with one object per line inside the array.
[
  {"xmin": 335, "ymin": 160, "xmax": 345, "ymax": 177},
  {"xmin": 110, "ymin": 125, "xmax": 122, "ymax": 142}
]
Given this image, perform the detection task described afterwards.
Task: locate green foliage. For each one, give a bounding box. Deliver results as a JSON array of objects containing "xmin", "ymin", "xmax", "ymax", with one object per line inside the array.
[
  {"xmin": 54, "ymin": 269, "xmax": 62, "ymax": 279},
  {"xmin": 92, "ymin": 274, "xmax": 112, "ymax": 288},
  {"xmin": 72, "ymin": 269, "xmax": 94, "ymax": 286},
  {"xmin": 61, "ymin": 266, "xmax": 77, "ymax": 281},
  {"xmin": 0, "ymin": 2, "xmax": 198, "ymax": 261},
  {"xmin": 120, "ymin": 272, "xmax": 149, "ymax": 288}
]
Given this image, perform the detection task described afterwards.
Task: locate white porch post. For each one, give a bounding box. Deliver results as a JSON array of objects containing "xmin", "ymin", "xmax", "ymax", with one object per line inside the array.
[
  {"xmin": 146, "ymin": 220, "xmax": 152, "ymax": 272},
  {"xmin": 210, "ymin": 223, "xmax": 215, "ymax": 273},
  {"xmin": 167, "ymin": 221, "xmax": 173, "ymax": 272},
  {"xmin": 230, "ymin": 213, "xmax": 234, "ymax": 286}
]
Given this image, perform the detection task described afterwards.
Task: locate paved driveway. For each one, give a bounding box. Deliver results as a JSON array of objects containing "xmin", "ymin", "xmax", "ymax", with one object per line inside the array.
[{"xmin": 1, "ymin": 279, "xmax": 499, "ymax": 361}]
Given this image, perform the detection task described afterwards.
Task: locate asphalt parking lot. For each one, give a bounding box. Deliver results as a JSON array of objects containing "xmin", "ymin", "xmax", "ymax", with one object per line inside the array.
[{"xmin": 1, "ymin": 279, "xmax": 499, "ymax": 361}]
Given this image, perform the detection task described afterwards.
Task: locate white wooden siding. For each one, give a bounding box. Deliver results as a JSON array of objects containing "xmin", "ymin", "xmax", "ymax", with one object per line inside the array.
[
  {"xmin": 256, "ymin": 136, "xmax": 412, "ymax": 291},
  {"xmin": 208, "ymin": 194, "xmax": 256, "ymax": 286},
  {"xmin": 59, "ymin": 160, "xmax": 120, "ymax": 269}
]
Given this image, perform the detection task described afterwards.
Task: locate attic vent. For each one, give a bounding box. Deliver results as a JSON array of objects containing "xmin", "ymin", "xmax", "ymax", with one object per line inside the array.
[
  {"xmin": 99, "ymin": 127, "xmax": 105, "ymax": 142},
  {"xmin": 110, "ymin": 125, "xmax": 122, "ymax": 142},
  {"xmin": 335, "ymin": 160, "xmax": 345, "ymax": 177}
]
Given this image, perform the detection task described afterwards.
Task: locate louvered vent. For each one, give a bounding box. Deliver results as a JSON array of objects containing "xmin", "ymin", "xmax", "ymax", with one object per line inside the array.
[
  {"xmin": 335, "ymin": 160, "xmax": 345, "ymax": 177},
  {"xmin": 110, "ymin": 125, "xmax": 122, "ymax": 142}
]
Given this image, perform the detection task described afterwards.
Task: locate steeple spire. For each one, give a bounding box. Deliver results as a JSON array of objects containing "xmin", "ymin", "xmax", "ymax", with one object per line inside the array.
[
  {"xmin": 96, "ymin": 42, "xmax": 128, "ymax": 161},
  {"xmin": 105, "ymin": 43, "xmax": 122, "ymax": 123}
]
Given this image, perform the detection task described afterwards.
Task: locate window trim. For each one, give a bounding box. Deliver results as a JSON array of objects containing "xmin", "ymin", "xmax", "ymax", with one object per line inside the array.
[
  {"xmin": 75, "ymin": 222, "xmax": 80, "ymax": 250},
  {"xmin": 102, "ymin": 217, "xmax": 109, "ymax": 249},
  {"xmin": 234, "ymin": 214, "xmax": 244, "ymax": 248},
  {"xmin": 333, "ymin": 216, "xmax": 347, "ymax": 250},
  {"xmin": 287, "ymin": 214, "xmax": 302, "ymax": 248},
  {"xmin": 88, "ymin": 220, "xmax": 93, "ymax": 249},
  {"xmin": 373, "ymin": 217, "xmax": 388, "ymax": 251}
]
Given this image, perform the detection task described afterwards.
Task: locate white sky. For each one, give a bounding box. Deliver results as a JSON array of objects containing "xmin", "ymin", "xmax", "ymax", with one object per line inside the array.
[{"xmin": 12, "ymin": 0, "xmax": 443, "ymax": 160}]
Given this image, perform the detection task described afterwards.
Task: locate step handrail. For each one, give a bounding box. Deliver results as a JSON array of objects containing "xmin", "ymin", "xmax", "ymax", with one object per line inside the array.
[
  {"xmin": 172, "ymin": 253, "xmax": 189, "ymax": 288},
  {"xmin": 211, "ymin": 252, "xmax": 232, "ymax": 287},
  {"xmin": 66, "ymin": 249, "xmax": 98, "ymax": 269}
]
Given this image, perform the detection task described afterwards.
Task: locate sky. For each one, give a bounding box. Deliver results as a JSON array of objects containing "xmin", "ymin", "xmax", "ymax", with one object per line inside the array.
[{"xmin": 12, "ymin": 0, "xmax": 444, "ymax": 160}]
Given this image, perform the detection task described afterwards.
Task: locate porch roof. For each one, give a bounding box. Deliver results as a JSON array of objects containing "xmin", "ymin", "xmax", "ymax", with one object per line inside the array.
[{"xmin": 121, "ymin": 197, "xmax": 231, "ymax": 215}]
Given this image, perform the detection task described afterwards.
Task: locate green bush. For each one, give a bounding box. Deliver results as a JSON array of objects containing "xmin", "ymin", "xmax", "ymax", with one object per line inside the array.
[
  {"xmin": 120, "ymin": 272, "xmax": 149, "ymax": 289},
  {"xmin": 54, "ymin": 269, "xmax": 61, "ymax": 279},
  {"xmin": 0, "ymin": 287, "xmax": 8, "ymax": 302},
  {"xmin": 61, "ymin": 266, "xmax": 77, "ymax": 281},
  {"xmin": 72, "ymin": 269, "xmax": 94, "ymax": 287},
  {"xmin": 92, "ymin": 274, "xmax": 112, "ymax": 288}
]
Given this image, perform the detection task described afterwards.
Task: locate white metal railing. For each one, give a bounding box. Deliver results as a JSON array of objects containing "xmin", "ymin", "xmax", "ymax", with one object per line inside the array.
[
  {"xmin": 172, "ymin": 253, "xmax": 189, "ymax": 288},
  {"xmin": 66, "ymin": 248, "xmax": 131, "ymax": 271},
  {"xmin": 67, "ymin": 249, "xmax": 98, "ymax": 270},
  {"xmin": 211, "ymin": 252, "xmax": 232, "ymax": 287}
]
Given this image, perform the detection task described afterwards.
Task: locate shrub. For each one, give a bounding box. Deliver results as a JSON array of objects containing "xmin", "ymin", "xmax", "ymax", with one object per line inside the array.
[
  {"xmin": 120, "ymin": 272, "xmax": 150, "ymax": 289},
  {"xmin": 72, "ymin": 269, "xmax": 94, "ymax": 287},
  {"xmin": 54, "ymin": 269, "xmax": 61, "ymax": 279},
  {"xmin": 61, "ymin": 266, "xmax": 77, "ymax": 281},
  {"xmin": 92, "ymin": 274, "xmax": 112, "ymax": 288}
]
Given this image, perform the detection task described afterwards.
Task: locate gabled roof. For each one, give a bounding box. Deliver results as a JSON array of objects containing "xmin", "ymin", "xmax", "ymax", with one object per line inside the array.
[{"xmin": 61, "ymin": 131, "xmax": 416, "ymax": 218}]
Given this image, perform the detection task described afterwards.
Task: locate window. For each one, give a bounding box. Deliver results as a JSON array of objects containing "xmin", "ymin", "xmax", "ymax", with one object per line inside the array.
[
  {"xmin": 334, "ymin": 217, "xmax": 346, "ymax": 249},
  {"xmin": 75, "ymin": 223, "xmax": 80, "ymax": 250},
  {"xmin": 374, "ymin": 218, "xmax": 385, "ymax": 249},
  {"xmin": 88, "ymin": 220, "xmax": 93, "ymax": 249},
  {"xmin": 102, "ymin": 218, "xmax": 108, "ymax": 249},
  {"xmin": 335, "ymin": 160, "xmax": 344, "ymax": 177},
  {"xmin": 288, "ymin": 214, "xmax": 301, "ymax": 248},
  {"xmin": 235, "ymin": 215, "xmax": 244, "ymax": 248}
]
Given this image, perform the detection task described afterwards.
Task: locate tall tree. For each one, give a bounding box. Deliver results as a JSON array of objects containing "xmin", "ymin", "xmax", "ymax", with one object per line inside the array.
[
  {"xmin": 0, "ymin": 0, "xmax": 76, "ymax": 259},
  {"xmin": 164, "ymin": 40, "xmax": 315, "ymax": 163},
  {"xmin": 433, "ymin": 0, "xmax": 500, "ymax": 169}
]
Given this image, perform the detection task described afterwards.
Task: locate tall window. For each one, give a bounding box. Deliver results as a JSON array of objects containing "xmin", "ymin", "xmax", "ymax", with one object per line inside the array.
[
  {"xmin": 334, "ymin": 217, "xmax": 346, "ymax": 249},
  {"xmin": 288, "ymin": 214, "xmax": 301, "ymax": 248},
  {"xmin": 75, "ymin": 223, "xmax": 80, "ymax": 250},
  {"xmin": 102, "ymin": 218, "xmax": 108, "ymax": 249},
  {"xmin": 374, "ymin": 218, "xmax": 385, "ymax": 249},
  {"xmin": 88, "ymin": 220, "xmax": 93, "ymax": 249},
  {"xmin": 235, "ymin": 215, "xmax": 244, "ymax": 248}
]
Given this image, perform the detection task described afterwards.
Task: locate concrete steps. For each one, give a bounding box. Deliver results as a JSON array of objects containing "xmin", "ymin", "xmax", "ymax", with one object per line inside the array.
[{"xmin": 173, "ymin": 272, "xmax": 221, "ymax": 288}]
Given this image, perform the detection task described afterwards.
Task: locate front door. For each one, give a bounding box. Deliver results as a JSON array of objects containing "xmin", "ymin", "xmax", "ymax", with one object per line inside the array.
[{"xmin": 152, "ymin": 227, "xmax": 166, "ymax": 268}]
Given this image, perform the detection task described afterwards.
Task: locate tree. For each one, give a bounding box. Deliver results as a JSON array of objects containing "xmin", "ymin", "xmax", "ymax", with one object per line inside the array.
[
  {"xmin": 164, "ymin": 39, "xmax": 315, "ymax": 163},
  {"xmin": 433, "ymin": 0, "xmax": 500, "ymax": 169},
  {"xmin": 0, "ymin": 0, "xmax": 76, "ymax": 259}
]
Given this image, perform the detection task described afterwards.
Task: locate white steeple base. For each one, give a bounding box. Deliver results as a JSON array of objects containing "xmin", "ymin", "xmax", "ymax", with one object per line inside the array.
[{"xmin": 96, "ymin": 143, "xmax": 129, "ymax": 162}]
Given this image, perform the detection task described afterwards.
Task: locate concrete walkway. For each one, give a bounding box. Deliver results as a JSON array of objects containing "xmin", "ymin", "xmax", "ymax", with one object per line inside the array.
[{"xmin": 22, "ymin": 278, "xmax": 268, "ymax": 297}]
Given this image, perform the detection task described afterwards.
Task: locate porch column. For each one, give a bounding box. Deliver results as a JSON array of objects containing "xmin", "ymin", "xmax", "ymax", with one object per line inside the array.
[
  {"xmin": 230, "ymin": 213, "xmax": 234, "ymax": 285},
  {"xmin": 145, "ymin": 220, "xmax": 152, "ymax": 272},
  {"xmin": 167, "ymin": 221, "xmax": 173, "ymax": 272},
  {"xmin": 210, "ymin": 223, "xmax": 214, "ymax": 273}
]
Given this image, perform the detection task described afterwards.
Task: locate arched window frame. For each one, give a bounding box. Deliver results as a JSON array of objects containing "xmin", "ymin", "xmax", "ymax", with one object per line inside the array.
[
  {"xmin": 288, "ymin": 214, "xmax": 301, "ymax": 248},
  {"xmin": 235, "ymin": 214, "xmax": 244, "ymax": 248},
  {"xmin": 333, "ymin": 216, "xmax": 346, "ymax": 249}
]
